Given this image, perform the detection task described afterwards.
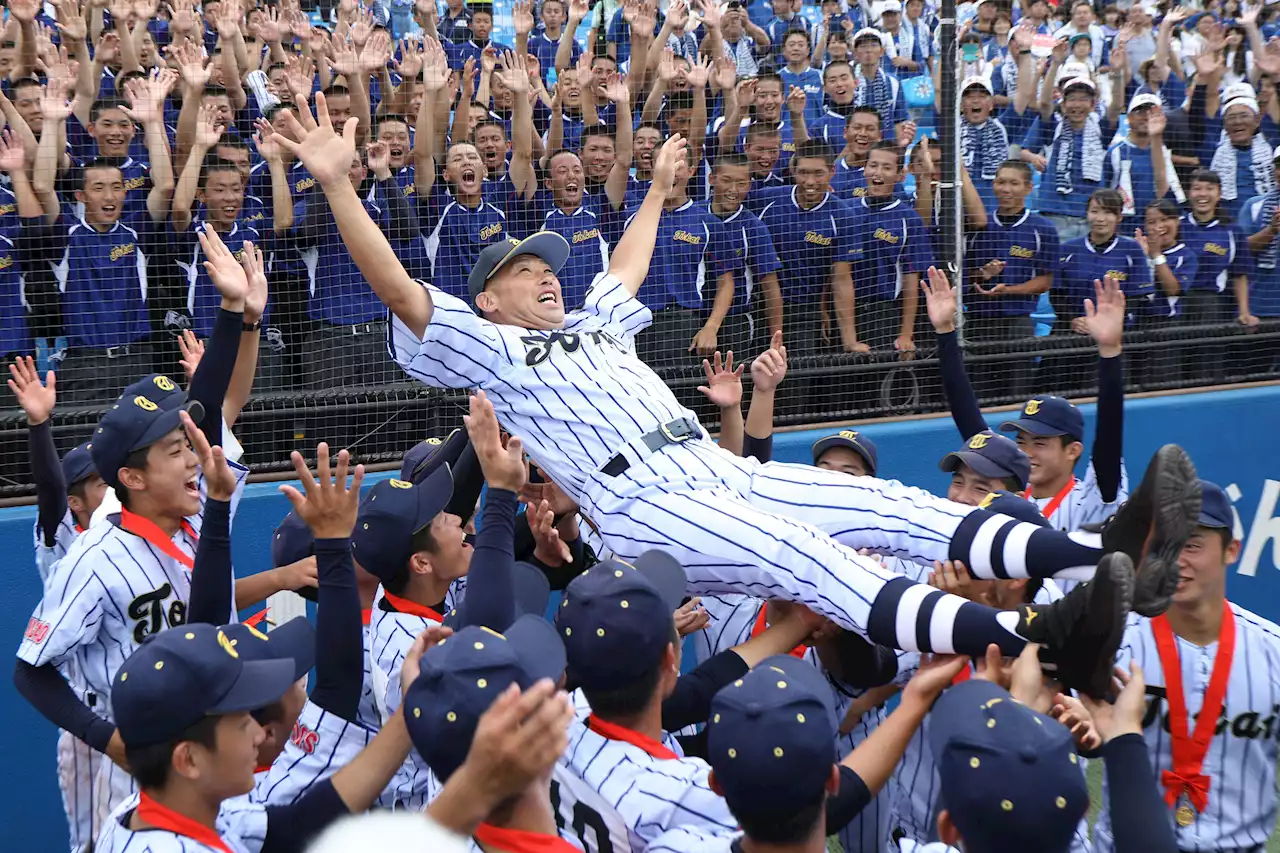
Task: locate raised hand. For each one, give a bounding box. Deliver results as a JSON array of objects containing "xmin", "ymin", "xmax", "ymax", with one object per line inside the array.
[
  {"xmin": 464, "ymin": 390, "xmax": 526, "ymax": 493},
  {"xmin": 513, "ymin": 0, "xmax": 534, "ymax": 35},
  {"xmin": 54, "ymin": 0, "xmax": 88, "ymax": 42},
  {"xmin": 750, "ymin": 330, "xmax": 788, "ymax": 393},
  {"xmin": 199, "ymin": 224, "xmax": 248, "ymax": 306},
  {"xmin": 253, "ymin": 117, "xmax": 282, "ymax": 161},
  {"xmin": 570, "ymin": 0, "xmax": 589, "ymax": 23},
  {"xmin": 395, "ymin": 36, "xmax": 424, "ymax": 79},
  {"xmin": 713, "ymin": 55, "xmax": 736, "ymax": 91},
  {"xmin": 481, "ymin": 43, "xmax": 499, "ymax": 76},
  {"xmin": 786, "ymin": 84, "xmax": 806, "ymax": 113},
  {"xmin": 687, "ymin": 55, "xmax": 711, "ymax": 89},
  {"xmin": 651, "ymin": 133, "xmax": 687, "ymax": 195},
  {"xmin": 180, "ymin": 409, "xmax": 237, "ymax": 500},
  {"xmin": 271, "ymin": 92, "xmax": 359, "ymax": 189},
  {"xmin": 97, "ymin": 30, "xmax": 122, "ymax": 66},
  {"xmin": 278, "ymin": 442, "xmax": 366, "ymax": 539},
  {"xmin": 1050, "ymin": 692, "xmax": 1103, "ymax": 751},
  {"xmin": 1078, "ymin": 662, "xmax": 1147, "ymax": 742},
  {"xmin": 367, "ymin": 140, "xmax": 391, "ymax": 177},
  {"xmin": 519, "ymin": 472, "xmax": 578, "ymax": 516},
  {"xmin": 422, "ymin": 36, "xmax": 449, "ymax": 90},
  {"xmin": 194, "ymin": 102, "xmax": 225, "ymax": 148},
  {"xmin": 9, "ymin": 0, "xmax": 41, "ymax": 24},
  {"xmin": 360, "ymin": 29, "xmax": 393, "ymax": 74},
  {"xmin": 0, "ymin": 130, "xmax": 25, "ymax": 174},
  {"xmin": 920, "ymin": 266, "xmax": 958, "ymax": 333},
  {"xmin": 1133, "ymin": 226, "xmax": 1150, "ymax": 257},
  {"xmin": 696, "ymin": 350, "xmax": 744, "ymax": 409},
  {"xmin": 329, "ymin": 37, "xmax": 361, "ymax": 77},
  {"xmin": 657, "ymin": 47, "xmax": 676, "ymax": 82},
  {"xmin": 8, "ymin": 356, "xmax": 56, "ymax": 425},
  {"xmin": 674, "ymin": 597, "xmax": 710, "ymax": 636},
  {"xmin": 41, "ymin": 86, "xmax": 73, "ymax": 122},
  {"xmin": 177, "ymin": 329, "xmax": 205, "ymax": 380},
  {"xmin": 170, "ymin": 39, "xmax": 211, "ymax": 90},
  {"xmin": 1082, "ymin": 275, "xmax": 1125, "ymax": 354},
  {"xmin": 496, "ymin": 50, "xmax": 530, "ymax": 95},
  {"xmin": 735, "ymin": 76, "xmax": 757, "ymax": 106},
  {"xmin": 240, "ymin": 241, "xmax": 268, "ymax": 324},
  {"xmin": 529, "ymin": 498, "xmax": 572, "ymax": 566},
  {"xmin": 901, "ymin": 654, "xmax": 969, "ymax": 706}
]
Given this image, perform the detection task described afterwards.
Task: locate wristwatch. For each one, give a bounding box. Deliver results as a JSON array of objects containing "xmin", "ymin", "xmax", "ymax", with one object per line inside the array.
[{"xmin": 1151, "ymin": 254, "xmax": 1168, "ymax": 266}]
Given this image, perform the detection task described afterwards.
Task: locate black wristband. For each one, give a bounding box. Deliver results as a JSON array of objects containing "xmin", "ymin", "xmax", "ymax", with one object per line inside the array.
[{"xmin": 243, "ymin": 319, "xmax": 262, "ymax": 332}]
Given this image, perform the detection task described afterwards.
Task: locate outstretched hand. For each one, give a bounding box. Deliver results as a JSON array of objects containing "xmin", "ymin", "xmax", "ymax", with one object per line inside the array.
[
  {"xmin": 271, "ymin": 92, "xmax": 359, "ymax": 189},
  {"xmin": 920, "ymin": 266, "xmax": 958, "ymax": 333},
  {"xmin": 278, "ymin": 442, "xmax": 366, "ymax": 539},
  {"xmin": 696, "ymin": 350, "xmax": 743, "ymax": 409}
]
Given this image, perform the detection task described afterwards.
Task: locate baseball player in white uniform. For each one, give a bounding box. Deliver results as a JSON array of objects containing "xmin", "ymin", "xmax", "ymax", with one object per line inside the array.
[
  {"xmin": 1093, "ymin": 481, "xmax": 1280, "ymax": 853},
  {"xmin": 272, "ymin": 98, "xmax": 1204, "ymax": 698}
]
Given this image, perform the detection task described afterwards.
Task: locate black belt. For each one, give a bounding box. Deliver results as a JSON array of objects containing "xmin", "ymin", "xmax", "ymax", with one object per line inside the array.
[
  {"xmin": 601, "ymin": 417, "xmax": 702, "ymax": 477},
  {"xmin": 327, "ymin": 320, "xmax": 385, "ymax": 335}
]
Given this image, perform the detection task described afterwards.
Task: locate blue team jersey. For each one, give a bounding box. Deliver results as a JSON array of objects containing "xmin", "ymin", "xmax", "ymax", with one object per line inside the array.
[
  {"xmin": 708, "ymin": 203, "xmax": 781, "ymax": 314},
  {"xmin": 765, "ymin": 16, "xmax": 810, "ymax": 62},
  {"xmin": 1058, "ymin": 235, "xmax": 1153, "ymax": 319},
  {"xmin": 830, "ymin": 158, "xmax": 906, "ymax": 201},
  {"xmin": 1023, "ymin": 115, "xmax": 1117, "ymax": 217},
  {"xmin": 1236, "ymin": 194, "xmax": 1280, "ymax": 316},
  {"xmin": 1146, "ymin": 243, "xmax": 1196, "ymax": 318},
  {"xmin": 446, "ymin": 39, "xmax": 513, "ymax": 70},
  {"xmin": 810, "ymin": 108, "xmax": 850, "ymax": 150},
  {"xmin": 964, "ymin": 209, "xmax": 1061, "ymax": 317},
  {"xmin": 1106, "ymin": 137, "xmax": 1178, "ymax": 224},
  {"xmin": 173, "ymin": 219, "xmax": 266, "ymax": 336},
  {"xmin": 743, "ymin": 178, "xmax": 791, "ymax": 216},
  {"xmin": 420, "ymin": 183, "xmax": 510, "ymax": 299},
  {"xmin": 854, "ymin": 69, "xmax": 909, "ymax": 135},
  {"xmin": 0, "ymin": 232, "xmax": 28, "ymax": 355},
  {"xmin": 530, "ymin": 31, "xmax": 580, "ymax": 81},
  {"xmin": 250, "ymin": 160, "xmax": 315, "ymax": 280},
  {"xmin": 299, "ymin": 195, "xmax": 406, "ymax": 325},
  {"xmin": 759, "ymin": 189, "xmax": 857, "ymax": 303},
  {"xmin": 624, "ymin": 175, "xmax": 653, "ymax": 210},
  {"xmin": 847, "ymin": 197, "xmax": 932, "ymax": 300},
  {"xmin": 1179, "ymin": 214, "xmax": 1251, "ymax": 294},
  {"xmin": 779, "ymin": 66, "xmax": 824, "ymax": 125},
  {"xmin": 627, "ymin": 199, "xmax": 741, "ymax": 311},
  {"xmin": 520, "ymin": 193, "xmax": 617, "ymax": 310},
  {"xmin": 67, "ymin": 155, "xmax": 152, "ymax": 219}
]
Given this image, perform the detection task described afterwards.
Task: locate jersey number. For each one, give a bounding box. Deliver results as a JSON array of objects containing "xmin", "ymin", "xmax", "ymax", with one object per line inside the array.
[
  {"xmin": 550, "ymin": 778, "xmax": 614, "ymax": 853},
  {"xmin": 128, "ymin": 583, "xmax": 187, "ymax": 644}
]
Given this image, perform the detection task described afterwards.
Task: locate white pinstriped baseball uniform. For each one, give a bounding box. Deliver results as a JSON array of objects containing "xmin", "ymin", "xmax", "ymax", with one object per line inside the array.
[
  {"xmin": 95, "ymin": 791, "xmax": 268, "ymax": 853},
  {"xmin": 1092, "ymin": 606, "xmax": 1280, "ymax": 853},
  {"xmin": 249, "ymin": 701, "xmax": 378, "ymax": 806},
  {"xmin": 17, "ymin": 464, "xmax": 249, "ymax": 829},
  {"xmin": 389, "ymin": 277, "xmax": 1093, "ymax": 650},
  {"xmin": 1030, "ymin": 461, "xmax": 1129, "ymax": 535}
]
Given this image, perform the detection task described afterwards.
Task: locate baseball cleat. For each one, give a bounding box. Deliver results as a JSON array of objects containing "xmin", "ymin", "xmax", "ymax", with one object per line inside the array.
[
  {"xmin": 1017, "ymin": 552, "xmax": 1134, "ymax": 699},
  {"xmin": 1092, "ymin": 445, "xmax": 1201, "ymax": 617}
]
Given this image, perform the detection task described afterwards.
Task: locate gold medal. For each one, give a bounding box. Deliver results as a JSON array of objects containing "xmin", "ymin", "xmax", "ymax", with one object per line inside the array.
[{"xmin": 1175, "ymin": 803, "xmax": 1197, "ymax": 827}]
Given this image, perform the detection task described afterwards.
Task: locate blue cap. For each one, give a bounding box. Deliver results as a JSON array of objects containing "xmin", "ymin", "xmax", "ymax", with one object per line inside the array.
[
  {"xmin": 930, "ymin": 680, "xmax": 1089, "ymax": 853},
  {"xmin": 442, "ymin": 561, "xmax": 552, "ymax": 629},
  {"xmin": 91, "ymin": 393, "xmax": 205, "ymax": 489},
  {"xmin": 400, "ymin": 428, "xmax": 467, "ymax": 484},
  {"xmin": 556, "ymin": 551, "xmax": 688, "ymax": 691},
  {"xmin": 219, "ymin": 617, "xmax": 316, "ymax": 683},
  {"xmin": 468, "ymin": 233, "xmax": 571, "ymax": 301},
  {"xmin": 351, "ymin": 466, "xmax": 454, "ymax": 582},
  {"xmin": 977, "ymin": 491, "xmax": 1049, "ymax": 527},
  {"xmin": 272, "ymin": 511, "xmax": 314, "ymax": 569},
  {"xmin": 811, "ymin": 430, "xmax": 878, "ymax": 476},
  {"xmin": 999, "ymin": 397, "xmax": 1084, "ymax": 441},
  {"xmin": 403, "ymin": 617, "xmax": 566, "ymax": 780},
  {"xmin": 707, "ymin": 655, "xmax": 838, "ymax": 818},
  {"xmin": 120, "ymin": 374, "xmax": 187, "ymax": 410},
  {"xmin": 1198, "ymin": 479, "xmax": 1232, "ymax": 529},
  {"xmin": 940, "ymin": 430, "xmax": 1031, "ymax": 489},
  {"xmin": 111, "ymin": 624, "xmax": 297, "ymax": 748},
  {"xmin": 61, "ymin": 442, "xmax": 97, "ymax": 487}
]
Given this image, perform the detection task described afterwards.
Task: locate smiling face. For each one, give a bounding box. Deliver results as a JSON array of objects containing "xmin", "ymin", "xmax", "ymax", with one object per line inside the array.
[
  {"xmin": 1224, "ymin": 103, "xmax": 1260, "ymax": 145},
  {"xmin": 1012, "ymin": 432, "xmax": 1080, "ymax": 490},
  {"xmin": 1128, "ymin": 104, "xmax": 1153, "ymax": 136},
  {"xmin": 824, "ymin": 63, "xmax": 855, "ymax": 104},
  {"xmin": 1061, "ymin": 88, "xmax": 1096, "ymax": 125},
  {"xmin": 711, "ymin": 161, "xmax": 751, "ymax": 211},
  {"xmin": 377, "ymin": 119, "xmax": 412, "ymax": 169},
  {"xmin": 121, "ymin": 427, "xmax": 203, "ymax": 518},
  {"xmin": 90, "ymin": 106, "xmax": 137, "ymax": 158},
  {"xmin": 845, "ymin": 111, "xmax": 881, "ymax": 158},
  {"xmin": 634, "ymin": 126, "xmax": 661, "ymax": 173},
  {"xmin": 754, "ymin": 79, "xmax": 784, "ymax": 122},
  {"xmin": 946, "ymin": 465, "xmax": 1007, "ymax": 506},
  {"xmin": 1174, "ymin": 527, "xmax": 1237, "ymax": 606},
  {"xmin": 961, "ymin": 86, "xmax": 993, "ymax": 124},
  {"xmin": 445, "ymin": 142, "xmax": 486, "ymax": 197},
  {"xmin": 1189, "ymin": 178, "xmax": 1221, "ymax": 219},
  {"xmin": 77, "ymin": 165, "xmax": 127, "ymax": 226},
  {"xmin": 547, "ymin": 151, "xmax": 586, "ymax": 208},
  {"xmin": 793, "ymin": 155, "xmax": 832, "ymax": 207},
  {"xmin": 476, "ymin": 254, "xmax": 566, "ymax": 329},
  {"xmin": 783, "ymin": 32, "xmax": 809, "ymax": 64},
  {"xmin": 581, "ymin": 133, "xmax": 615, "ymax": 182},
  {"xmin": 1086, "ymin": 197, "xmax": 1120, "ymax": 240},
  {"xmin": 864, "ymin": 148, "xmax": 899, "ymax": 198},
  {"xmin": 199, "ymin": 167, "xmax": 246, "ymax": 227},
  {"xmin": 1144, "ymin": 205, "xmax": 1179, "ymax": 250},
  {"xmin": 745, "ymin": 132, "xmax": 781, "ymax": 176},
  {"xmin": 993, "ymin": 165, "xmax": 1031, "ymax": 213}
]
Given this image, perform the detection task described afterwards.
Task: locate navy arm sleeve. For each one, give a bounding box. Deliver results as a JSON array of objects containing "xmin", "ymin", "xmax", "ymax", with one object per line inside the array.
[
  {"xmin": 825, "ymin": 766, "xmax": 874, "ymax": 833},
  {"xmin": 1091, "ymin": 353, "xmax": 1124, "ymax": 503},
  {"xmin": 13, "ymin": 660, "xmax": 116, "ymax": 753},
  {"xmin": 1103, "ymin": 733, "xmax": 1177, "ymax": 853},
  {"xmin": 661, "ymin": 650, "xmax": 750, "ymax": 732},
  {"xmin": 308, "ymin": 537, "xmax": 364, "ymax": 722},
  {"xmin": 936, "ymin": 329, "xmax": 988, "ymax": 440},
  {"xmin": 185, "ymin": 307, "xmax": 242, "ymax": 448},
  {"xmin": 31, "ymin": 420, "xmax": 67, "ymax": 548},
  {"xmin": 456, "ymin": 488, "xmax": 518, "ymax": 632},
  {"xmin": 447, "ymin": 443, "xmax": 485, "ymax": 526},
  {"xmin": 742, "ymin": 432, "xmax": 773, "ymax": 463},
  {"xmin": 827, "ymin": 632, "xmax": 899, "ymax": 689},
  {"xmin": 378, "ymin": 178, "xmax": 421, "ymax": 242},
  {"xmin": 186, "ymin": 498, "xmax": 233, "ymax": 625},
  {"xmin": 262, "ymin": 779, "xmax": 349, "ymax": 853}
]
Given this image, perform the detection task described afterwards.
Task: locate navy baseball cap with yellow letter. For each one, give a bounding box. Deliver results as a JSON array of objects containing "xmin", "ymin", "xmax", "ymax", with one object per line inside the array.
[
  {"xmin": 91, "ymin": 392, "xmax": 205, "ymax": 489},
  {"xmin": 111, "ymin": 624, "xmax": 297, "ymax": 748},
  {"xmin": 556, "ymin": 551, "xmax": 687, "ymax": 691},
  {"xmin": 940, "ymin": 430, "xmax": 1031, "ymax": 489},
  {"xmin": 60, "ymin": 442, "xmax": 97, "ymax": 487},
  {"xmin": 403, "ymin": 618, "xmax": 566, "ymax": 781},
  {"xmin": 121, "ymin": 374, "xmax": 187, "ymax": 410},
  {"xmin": 467, "ymin": 233, "xmax": 571, "ymax": 302},
  {"xmin": 999, "ymin": 397, "xmax": 1084, "ymax": 442},
  {"xmin": 811, "ymin": 430, "xmax": 878, "ymax": 476},
  {"xmin": 351, "ymin": 466, "xmax": 454, "ymax": 581}
]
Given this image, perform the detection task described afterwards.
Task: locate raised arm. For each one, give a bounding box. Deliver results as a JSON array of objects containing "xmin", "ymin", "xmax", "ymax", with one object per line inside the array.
[
  {"xmin": 609, "ymin": 134, "xmax": 686, "ymax": 295},
  {"xmin": 500, "ymin": 50, "xmax": 535, "ymax": 197},
  {"xmin": 275, "ymin": 92, "xmax": 434, "ymax": 337},
  {"xmin": 123, "ymin": 70, "xmax": 179, "ymax": 222},
  {"xmin": 172, "ymin": 103, "xmax": 225, "ymax": 233},
  {"xmin": 922, "ymin": 266, "xmax": 989, "ymax": 439},
  {"xmin": 744, "ymin": 332, "xmax": 785, "ymax": 462},
  {"xmin": 604, "ymin": 72, "xmax": 632, "ymax": 209},
  {"xmin": 558, "ymin": 0, "xmax": 589, "ymax": 71}
]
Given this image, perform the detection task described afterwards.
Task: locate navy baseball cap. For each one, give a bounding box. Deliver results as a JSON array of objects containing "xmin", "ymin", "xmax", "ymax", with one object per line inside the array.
[
  {"xmin": 120, "ymin": 374, "xmax": 187, "ymax": 410},
  {"xmin": 811, "ymin": 430, "xmax": 878, "ymax": 476},
  {"xmin": 91, "ymin": 394, "xmax": 206, "ymax": 489},
  {"xmin": 556, "ymin": 551, "xmax": 688, "ymax": 691},
  {"xmin": 61, "ymin": 442, "xmax": 97, "ymax": 487},
  {"xmin": 467, "ymin": 233, "xmax": 571, "ymax": 302},
  {"xmin": 707, "ymin": 655, "xmax": 838, "ymax": 818},
  {"xmin": 351, "ymin": 465, "xmax": 454, "ymax": 582},
  {"xmin": 940, "ymin": 430, "xmax": 1031, "ymax": 489},
  {"xmin": 978, "ymin": 491, "xmax": 1049, "ymax": 528},
  {"xmin": 401, "ymin": 428, "xmax": 466, "ymax": 484},
  {"xmin": 999, "ymin": 397, "xmax": 1084, "ymax": 442},
  {"xmin": 272, "ymin": 511, "xmax": 314, "ymax": 569},
  {"xmin": 404, "ymin": 617, "xmax": 566, "ymax": 781},
  {"xmin": 930, "ymin": 680, "xmax": 1089, "ymax": 853},
  {"xmin": 1197, "ymin": 479, "xmax": 1232, "ymax": 529},
  {"xmin": 442, "ymin": 561, "xmax": 553, "ymax": 629},
  {"xmin": 220, "ymin": 617, "xmax": 316, "ymax": 684},
  {"xmin": 111, "ymin": 624, "xmax": 297, "ymax": 748}
]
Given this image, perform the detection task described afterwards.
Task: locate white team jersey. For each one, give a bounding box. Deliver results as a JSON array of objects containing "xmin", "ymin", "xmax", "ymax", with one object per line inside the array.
[
  {"xmin": 645, "ymin": 826, "xmax": 738, "ymax": 853},
  {"xmin": 358, "ymin": 619, "xmax": 380, "ymax": 730},
  {"xmin": 389, "ymin": 275, "xmax": 688, "ymax": 504},
  {"xmin": 686, "ymin": 594, "xmax": 762, "ymax": 668},
  {"xmin": 16, "ymin": 463, "xmax": 249, "ymax": 721},
  {"xmin": 251, "ymin": 699, "xmax": 377, "ymax": 806},
  {"xmin": 94, "ymin": 792, "xmax": 268, "ymax": 853},
  {"xmin": 1031, "ymin": 460, "xmax": 1129, "ymax": 534},
  {"xmin": 1093, "ymin": 604, "xmax": 1280, "ymax": 853},
  {"xmin": 35, "ymin": 509, "xmax": 82, "ymax": 585},
  {"xmin": 556, "ymin": 717, "xmax": 738, "ymax": 853}
]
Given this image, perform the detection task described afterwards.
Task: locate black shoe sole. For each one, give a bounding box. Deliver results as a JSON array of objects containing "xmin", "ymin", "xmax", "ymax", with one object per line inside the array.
[
  {"xmin": 1133, "ymin": 446, "xmax": 1201, "ymax": 617},
  {"xmin": 1076, "ymin": 552, "xmax": 1135, "ymax": 699}
]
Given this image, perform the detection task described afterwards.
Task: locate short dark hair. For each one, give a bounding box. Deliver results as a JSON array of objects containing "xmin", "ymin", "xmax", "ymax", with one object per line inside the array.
[
  {"xmin": 126, "ymin": 714, "xmax": 220, "ymax": 789},
  {"xmin": 200, "ymin": 156, "xmax": 245, "ymax": 188},
  {"xmin": 736, "ymin": 797, "xmax": 826, "ymax": 845},
  {"xmin": 265, "ymin": 61, "xmax": 288, "ymax": 77},
  {"xmin": 579, "ymin": 124, "xmax": 615, "ymax": 145},
  {"xmin": 90, "ymin": 98, "xmax": 130, "ymax": 123},
  {"xmin": 118, "ymin": 69, "xmax": 149, "ymax": 87},
  {"xmin": 546, "ymin": 147, "xmax": 581, "ymax": 168},
  {"xmin": 867, "ymin": 139, "xmax": 902, "ymax": 169},
  {"xmin": 374, "ymin": 114, "xmax": 411, "ymax": 136},
  {"xmin": 783, "ymin": 29, "xmax": 812, "ymax": 49},
  {"xmin": 472, "ymin": 6, "xmax": 493, "ymax": 18},
  {"xmin": 823, "ymin": 60, "xmax": 853, "ymax": 79},
  {"xmin": 472, "ymin": 118, "xmax": 508, "ymax": 137},
  {"xmin": 792, "ymin": 139, "xmax": 834, "ymax": 167},
  {"xmin": 263, "ymin": 102, "xmax": 291, "ymax": 124},
  {"xmin": 995, "ymin": 159, "xmax": 1033, "ymax": 184},
  {"xmin": 1145, "ymin": 197, "xmax": 1182, "ymax": 220},
  {"xmin": 744, "ymin": 122, "xmax": 781, "ymax": 142},
  {"xmin": 635, "ymin": 121, "xmax": 665, "ymax": 135},
  {"xmin": 714, "ymin": 152, "xmax": 750, "ymax": 170},
  {"xmin": 110, "ymin": 444, "xmax": 152, "ymax": 506},
  {"xmin": 578, "ymin": 620, "xmax": 677, "ymax": 718},
  {"xmin": 851, "ymin": 104, "xmax": 881, "ymax": 121},
  {"xmin": 215, "ymin": 136, "xmax": 251, "ymax": 155},
  {"xmin": 1190, "ymin": 168, "xmax": 1222, "ymax": 187},
  {"xmin": 11, "ymin": 76, "xmax": 42, "ymax": 93},
  {"xmin": 383, "ymin": 523, "xmax": 439, "ymax": 597},
  {"xmin": 755, "ymin": 71, "xmax": 784, "ymax": 90},
  {"xmin": 1088, "ymin": 187, "xmax": 1124, "ymax": 216},
  {"xmin": 202, "ymin": 84, "xmax": 231, "ymax": 100},
  {"xmin": 322, "ymin": 83, "xmax": 351, "ymax": 98},
  {"xmin": 252, "ymin": 699, "xmax": 287, "ymax": 727}
]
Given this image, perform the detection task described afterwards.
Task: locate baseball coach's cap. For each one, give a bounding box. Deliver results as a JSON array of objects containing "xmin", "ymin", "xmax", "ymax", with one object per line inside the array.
[
  {"xmin": 403, "ymin": 618, "xmax": 566, "ymax": 780},
  {"xmin": 707, "ymin": 655, "xmax": 838, "ymax": 818},
  {"xmin": 998, "ymin": 396, "xmax": 1084, "ymax": 442},
  {"xmin": 111, "ymin": 624, "xmax": 297, "ymax": 748},
  {"xmin": 351, "ymin": 465, "xmax": 454, "ymax": 581},
  {"xmin": 939, "ymin": 430, "xmax": 1031, "ymax": 489},
  {"xmin": 930, "ymin": 679, "xmax": 1089, "ymax": 853},
  {"xmin": 91, "ymin": 393, "xmax": 205, "ymax": 489},
  {"xmin": 811, "ymin": 430, "xmax": 878, "ymax": 476},
  {"xmin": 468, "ymin": 233, "xmax": 571, "ymax": 302},
  {"xmin": 556, "ymin": 551, "xmax": 687, "ymax": 691}
]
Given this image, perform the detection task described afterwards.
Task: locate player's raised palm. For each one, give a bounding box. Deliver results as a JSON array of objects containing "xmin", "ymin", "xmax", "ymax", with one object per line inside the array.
[
  {"xmin": 902, "ymin": 653, "xmax": 968, "ymax": 705},
  {"xmin": 920, "ymin": 266, "xmax": 958, "ymax": 333},
  {"xmin": 272, "ymin": 92, "xmax": 358, "ymax": 190},
  {"xmin": 1082, "ymin": 274, "xmax": 1124, "ymax": 353},
  {"xmin": 180, "ymin": 410, "xmax": 237, "ymax": 501},
  {"xmin": 465, "ymin": 390, "xmax": 527, "ymax": 492},
  {"xmin": 652, "ymin": 134, "xmax": 686, "ymax": 196},
  {"xmin": 8, "ymin": 356, "xmax": 56, "ymax": 425},
  {"xmin": 696, "ymin": 350, "xmax": 743, "ymax": 409},
  {"xmin": 279, "ymin": 442, "xmax": 366, "ymax": 539},
  {"xmin": 198, "ymin": 224, "xmax": 249, "ymax": 308}
]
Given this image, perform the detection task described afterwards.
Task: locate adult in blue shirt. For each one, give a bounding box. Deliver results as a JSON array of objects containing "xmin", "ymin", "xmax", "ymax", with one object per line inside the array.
[
  {"xmin": 445, "ymin": 9, "xmax": 511, "ymax": 70},
  {"xmin": 765, "ymin": 0, "xmax": 811, "ymax": 65},
  {"xmin": 1237, "ymin": 159, "xmax": 1280, "ymax": 328},
  {"xmin": 964, "ymin": 160, "xmax": 1059, "ymax": 396},
  {"xmin": 1105, "ymin": 93, "xmax": 1180, "ymax": 235},
  {"xmin": 1203, "ymin": 84, "xmax": 1280, "ymax": 221},
  {"xmin": 707, "ymin": 153, "xmax": 783, "ymax": 351},
  {"xmin": 1022, "ymin": 70, "xmax": 1121, "ymax": 241},
  {"xmin": 778, "ymin": 31, "xmax": 823, "ymax": 126},
  {"xmin": 850, "ymin": 31, "xmax": 909, "ymax": 138},
  {"xmin": 629, "ymin": 147, "xmax": 740, "ymax": 365},
  {"xmin": 846, "ymin": 141, "xmax": 929, "ymax": 353}
]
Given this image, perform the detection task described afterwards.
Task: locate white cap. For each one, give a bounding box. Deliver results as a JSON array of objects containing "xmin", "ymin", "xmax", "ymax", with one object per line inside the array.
[
  {"xmin": 309, "ymin": 815, "xmax": 470, "ymax": 853},
  {"xmin": 1128, "ymin": 92, "xmax": 1162, "ymax": 112},
  {"xmin": 1136, "ymin": 2, "xmax": 1159, "ymax": 14},
  {"xmin": 851, "ymin": 27, "xmax": 886, "ymax": 45},
  {"xmin": 1224, "ymin": 96, "xmax": 1261, "ymax": 115},
  {"xmin": 961, "ymin": 75, "xmax": 994, "ymax": 94},
  {"xmin": 1061, "ymin": 74, "xmax": 1097, "ymax": 93},
  {"xmin": 1222, "ymin": 81, "xmax": 1257, "ymax": 103},
  {"xmin": 879, "ymin": 0, "xmax": 903, "ymax": 14}
]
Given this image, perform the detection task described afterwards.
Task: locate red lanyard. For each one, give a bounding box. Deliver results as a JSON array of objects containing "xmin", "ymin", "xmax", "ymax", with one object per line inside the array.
[
  {"xmin": 1152, "ymin": 603, "xmax": 1236, "ymax": 815},
  {"xmin": 586, "ymin": 715, "xmax": 679, "ymax": 760},
  {"xmin": 120, "ymin": 509, "xmax": 199, "ymax": 570},
  {"xmin": 1024, "ymin": 476, "xmax": 1077, "ymax": 521},
  {"xmin": 475, "ymin": 823, "xmax": 583, "ymax": 853},
  {"xmin": 381, "ymin": 590, "xmax": 444, "ymax": 623},
  {"xmin": 135, "ymin": 792, "xmax": 233, "ymax": 853},
  {"xmin": 750, "ymin": 607, "xmax": 808, "ymax": 658},
  {"xmin": 361, "ymin": 608, "xmax": 372, "ymax": 626}
]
